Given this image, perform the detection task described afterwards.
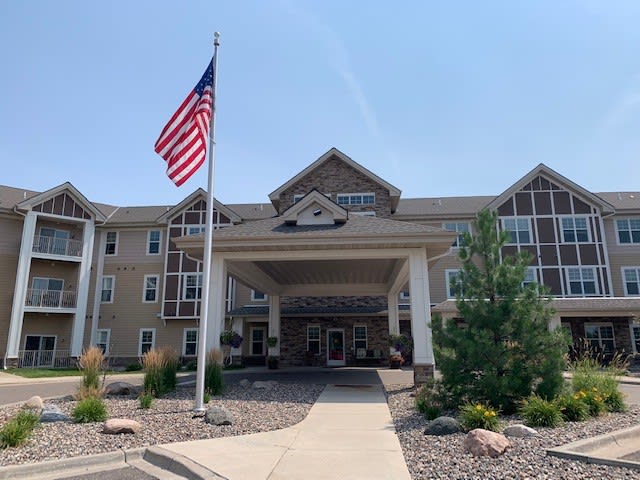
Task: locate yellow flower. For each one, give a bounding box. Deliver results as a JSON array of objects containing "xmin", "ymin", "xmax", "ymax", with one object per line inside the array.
[
  {"xmin": 476, "ymin": 405, "xmax": 483, "ymax": 411},
  {"xmin": 484, "ymin": 411, "xmax": 491, "ymax": 417},
  {"xmin": 592, "ymin": 387, "xmax": 598, "ymax": 392}
]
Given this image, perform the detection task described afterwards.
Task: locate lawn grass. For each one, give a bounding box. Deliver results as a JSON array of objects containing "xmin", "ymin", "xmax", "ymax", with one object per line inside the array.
[{"xmin": 5, "ymin": 368, "xmax": 145, "ymax": 378}]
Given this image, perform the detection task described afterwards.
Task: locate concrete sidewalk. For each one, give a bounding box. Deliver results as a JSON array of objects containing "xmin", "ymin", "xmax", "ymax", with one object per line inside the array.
[{"xmin": 157, "ymin": 384, "xmax": 411, "ymax": 480}]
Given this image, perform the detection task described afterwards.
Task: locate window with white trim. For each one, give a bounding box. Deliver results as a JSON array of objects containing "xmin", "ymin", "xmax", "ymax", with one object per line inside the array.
[
  {"xmin": 443, "ymin": 222, "xmax": 470, "ymax": 247},
  {"xmin": 522, "ymin": 268, "xmax": 536, "ymax": 288},
  {"xmin": 353, "ymin": 325, "xmax": 367, "ymax": 357},
  {"xmin": 183, "ymin": 274, "xmax": 202, "ymax": 300},
  {"xmin": 502, "ymin": 217, "xmax": 531, "ymax": 245},
  {"xmin": 147, "ymin": 230, "xmax": 161, "ymax": 255},
  {"xmin": 336, "ymin": 193, "xmax": 375, "ymax": 206},
  {"xmin": 400, "ymin": 291, "xmax": 410, "ymax": 300},
  {"xmin": 139, "ymin": 329, "xmax": 155, "ymax": 355},
  {"xmin": 105, "ymin": 232, "xmax": 118, "ymax": 255},
  {"xmin": 307, "ymin": 325, "xmax": 321, "ymax": 354},
  {"xmin": 183, "ymin": 328, "xmax": 198, "ymax": 356},
  {"xmin": 623, "ymin": 268, "xmax": 640, "ymax": 296},
  {"xmin": 251, "ymin": 290, "xmax": 267, "ymax": 301},
  {"xmin": 101, "ymin": 276, "xmax": 115, "ymax": 303},
  {"xmin": 632, "ymin": 324, "xmax": 640, "ymax": 354},
  {"xmin": 446, "ymin": 269, "xmax": 462, "ymax": 298},
  {"xmin": 250, "ymin": 327, "xmax": 266, "ymax": 355},
  {"xmin": 567, "ymin": 268, "xmax": 597, "ymax": 296},
  {"xmin": 585, "ymin": 323, "xmax": 615, "ymax": 354},
  {"xmin": 96, "ymin": 329, "xmax": 110, "ymax": 355},
  {"xmin": 188, "ymin": 226, "xmax": 205, "ymax": 235},
  {"xmin": 38, "ymin": 227, "xmax": 70, "ymax": 255},
  {"xmin": 143, "ymin": 275, "xmax": 159, "ymax": 303},
  {"xmin": 616, "ymin": 218, "xmax": 640, "ymax": 244},
  {"xmin": 561, "ymin": 217, "xmax": 589, "ymax": 243}
]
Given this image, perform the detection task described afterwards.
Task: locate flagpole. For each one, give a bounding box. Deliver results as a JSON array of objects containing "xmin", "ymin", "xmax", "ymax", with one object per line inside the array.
[{"xmin": 194, "ymin": 32, "xmax": 220, "ymax": 412}]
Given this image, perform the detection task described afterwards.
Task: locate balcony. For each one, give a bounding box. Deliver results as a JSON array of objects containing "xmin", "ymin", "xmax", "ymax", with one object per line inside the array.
[
  {"xmin": 32, "ymin": 235, "xmax": 82, "ymax": 257},
  {"xmin": 25, "ymin": 289, "xmax": 77, "ymax": 309},
  {"xmin": 18, "ymin": 349, "xmax": 73, "ymax": 368}
]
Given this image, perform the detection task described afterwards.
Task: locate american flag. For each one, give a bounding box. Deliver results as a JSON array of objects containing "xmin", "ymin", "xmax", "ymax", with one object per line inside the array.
[{"xmin": 155, "ymin": 60, "xmax": 214, "ymax": 186}]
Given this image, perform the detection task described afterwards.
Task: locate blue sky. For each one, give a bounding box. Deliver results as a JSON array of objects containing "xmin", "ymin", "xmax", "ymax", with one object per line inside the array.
[{"xmin": 1, "ymin": 1, "xmax": 639, "ymax": 207}]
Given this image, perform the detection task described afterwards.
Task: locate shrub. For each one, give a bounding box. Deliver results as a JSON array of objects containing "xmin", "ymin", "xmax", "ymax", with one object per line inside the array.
[
  {"xmin": 580, "ymin": 388, "xmax": 608, "ymax": 417},
  {"xmin": 0, "ymin": 411, "xmax": 40, "ymax": 449},
  {"xmin": 203, "ymin": 390, "xmax": 211, "ymax": 404},
  {"xmin": 139, "ymin": 392, "xmax": 153, "ymax": 409},
  {"xmin": 184, "ymin": 360, "xmax": 197, "ymax": 371},
  {"xmin": 570, "ymin": 355, "xmax": 627, "ymax": 415},
  {"xmin": 205, "ymin": 349, "xmax": 224, "ymax": 396},
  {"xmin": 556, "ymin": 393, "xmax": 589, "ymax": 422},
  {"xmin": 72, "ymin": 397, "xmax": 108, "ymax": 423},
  {"xmin": 604, "ymin": 388, "xmax": 627, "ymax": 413},
  {"xmin": 125, "ymin": 362, "xmax": 143, "ymax": 372},
  {"xmin": 459, "ymin": 403, "xmax": 500, "ymax": 432},
  {"xmin": 142, "ymin": 348, "xmax": 166, "ymax": 398},
  {"xmin": 159, "ymin": 346, "xmax": 180, "ymax": 394},
  {"xmin": 415, "ymin": 379, "xmax": 453, "ymax": 420},
  {"xmin": 14, "ymin": 411, "xmax": 40, "ymax": 431},
  {"xmin": 519, "ymin": 395, "xmax": 563, "ymax": 428}
]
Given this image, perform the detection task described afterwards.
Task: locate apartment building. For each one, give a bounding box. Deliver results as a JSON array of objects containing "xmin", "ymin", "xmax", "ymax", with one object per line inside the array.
[{"xmin": 1, "ymin": 148, "xmax": 639, "ymax": 381}]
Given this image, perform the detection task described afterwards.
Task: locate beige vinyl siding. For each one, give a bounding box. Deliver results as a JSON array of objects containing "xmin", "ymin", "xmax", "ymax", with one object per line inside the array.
[
  {"xmin": 103, "ymin": 228, "xmax": 167, "ymax": 263},
  {"xmin": 428, "ymin": 252, "xmax": 462, "ymax": 304},
  {"xmin": 235, "ymin": 282, "xmax": 257, "ymax": 306},
  {"xmin": 20, "ymin": 313, "xmax": 73, "ymax": 350},
  {"xmin": 28, "ymin": 260, "xmax": 79, "ymax": 289},
  {"xmin": 0, "ymin": 254, "xmax": 19, "ymax": 355},
  {"xmin": 603, "ymin": 218, "xmax": 640, "ymax": 296},
  {"xmin": 0, "ymin": 217, "xmax": 24, "ymax": 254}
]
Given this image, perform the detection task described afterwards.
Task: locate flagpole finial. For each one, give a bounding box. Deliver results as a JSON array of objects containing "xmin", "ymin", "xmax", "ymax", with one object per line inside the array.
[{"xmin": 214, "ymin": 32, "xmax": 220, "ymax": 46}]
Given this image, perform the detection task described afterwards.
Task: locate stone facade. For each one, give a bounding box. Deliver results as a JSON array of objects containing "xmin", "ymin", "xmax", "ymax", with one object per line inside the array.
[
  {"xmin": 563, "ymin": 316, "xmax": 634, "ymax": 355},
  {"xmin": 281, "ymin": 296, "xmax": 388, "ymax": 309},
  {"xmin": 413, "ymin": 364, "xmax": 435, "ymax": 384}
]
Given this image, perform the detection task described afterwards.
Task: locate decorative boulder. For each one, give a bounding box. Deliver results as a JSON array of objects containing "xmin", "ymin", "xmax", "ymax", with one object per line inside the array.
[
  {"xmin": 103, "ymin": 418, "xmax": 141, "ymax": 434},
  {"xmin": 424, "ymin": 416, "xmax": 461, "ymax": 436},
  {"xmin": 503, "ymin": 424, "xmax": 538, "ymax": 438},
  {"xmin": 41, "ymin": 404, "xmax": 70, "ymax": 423},
  {"xmin": 239, "ymin": 379, "xmax": 251, "ymax": 388},
  {"xmin": 463, "ymin": 429, "xmax": 511, "ymax": 457},
  {"xmin": 105, "ymin": 382, "xmax": 137, "ymax": 396},
  {"xmin": 252, "ymin": 380, "xmax": 277, "ymax": 390},
  {"xmin": 205, "ymin": 406, "xmax": 233, "ymax": 426},
  {"xmin": 23, "ymin": 395, "xmax": 44, "ymax": 412}
]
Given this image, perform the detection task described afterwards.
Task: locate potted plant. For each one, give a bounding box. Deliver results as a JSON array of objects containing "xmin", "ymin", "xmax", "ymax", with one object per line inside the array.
[
  {"xmin": 389, "ymin": 334, "xmax": 413, "ymax": 365},
  {"xmin": 267, "ymin": 336, "xmax": 278, "ymax": 348},
  {"xmin": 267, "ymin": 355, "xmax": 279, "ymax": 369},
  {"xmin": 220, "ymin": 331, "xmax": 243, "ymax": 366},
  {"xmin": 389, "ymin": 353, "xmax": 403, "ymax": 369}
]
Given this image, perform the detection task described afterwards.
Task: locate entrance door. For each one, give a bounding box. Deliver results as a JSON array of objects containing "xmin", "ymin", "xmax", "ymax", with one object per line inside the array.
[
  {"xmin": 326, "ymin": 329, "xmax": 345, "ymax": 366},
  {"xmin": 250, "ymin": 327, "xmax": 266, "ymax": 356},
  {"xmin": 23, "ymin": 335, "xmax": 56, "ymax": 367}
]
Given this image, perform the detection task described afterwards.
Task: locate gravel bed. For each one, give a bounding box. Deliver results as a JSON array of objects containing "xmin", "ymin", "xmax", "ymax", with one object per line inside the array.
[
  {"xmin": 0, "ymin": 383, "xmax": 324, "ymax": 466},
  {"xmin": 386, "ymin": 384, "xmax": 640, "ymax": 480}
]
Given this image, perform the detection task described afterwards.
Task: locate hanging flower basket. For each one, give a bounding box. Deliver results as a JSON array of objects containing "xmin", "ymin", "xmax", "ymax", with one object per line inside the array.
[{"xmin": 220, "ymin": 330, "xmax": 243, "ymax": 348}]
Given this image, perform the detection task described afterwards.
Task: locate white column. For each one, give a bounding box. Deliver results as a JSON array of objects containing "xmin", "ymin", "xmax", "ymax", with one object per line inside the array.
[
  {"xmin": 6, "ymin": 212, "xmax": 37, "ymax": 359},
  {"xmin": 268, "ymin": 295, "xmax": 281, "ymax": 356},
  {"xmin": 388, "ymin": 293, "xmax": 400, "ymax": 335},
  {"xmin": 90, "ymin": 230, "xmax": 107, "ymax": 346},
  {"xmin": 70, "ymin": 221, "xmax": 95, "ymax": 357},
  {"xmin": 230, "ymin": 317, "xmax": 244, "ymax": 357},
  {"xmin": 205, "ymin": 254, "xmax": 226, "ymax": 352},
  {"xmin": 549, "ymin": 314, "xmax": 561, "ymax": 331},
  {"xmin": 408, "ymin": 249, "xmax": 435, "ymax": 379}
]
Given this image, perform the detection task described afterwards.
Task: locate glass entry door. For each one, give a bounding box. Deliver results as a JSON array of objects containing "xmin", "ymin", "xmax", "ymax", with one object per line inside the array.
[
  {"xmin": 23, "ymin": 335, "xmax": 56, "ymax": 367},
  {"xmin": 326, "ymin": 329, "xmax": 345, "ymax": 366}
]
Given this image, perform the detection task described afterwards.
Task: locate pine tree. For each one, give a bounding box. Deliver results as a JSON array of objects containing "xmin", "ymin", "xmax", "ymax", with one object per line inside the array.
[{"xmin": 432, "ymin": 209, "xmax": 568, "ymax": 412}]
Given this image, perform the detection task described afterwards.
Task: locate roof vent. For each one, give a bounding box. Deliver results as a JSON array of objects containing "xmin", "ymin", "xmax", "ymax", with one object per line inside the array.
[{"xmin": 23, "ymin": 191, "xmax": 27, "ymax": 199}]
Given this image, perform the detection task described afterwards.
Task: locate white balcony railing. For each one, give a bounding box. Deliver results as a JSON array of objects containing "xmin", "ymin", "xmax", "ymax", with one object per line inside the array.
[
  {"xmin": 32, "ymin": 235, "xmax": 82, "ymax": 257},
  {"xmin": 18, "ymin": 349, "xmax": 73, "ymax": 368},
  {"xmin": 25, "ymin": 289, "xmax": 77, "ymax": 309}
]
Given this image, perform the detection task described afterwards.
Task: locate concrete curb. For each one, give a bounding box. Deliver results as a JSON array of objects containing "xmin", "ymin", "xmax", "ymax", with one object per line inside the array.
[{"xmin": 143, "ymin": 446, "xmax": 227, "ymax": 480}]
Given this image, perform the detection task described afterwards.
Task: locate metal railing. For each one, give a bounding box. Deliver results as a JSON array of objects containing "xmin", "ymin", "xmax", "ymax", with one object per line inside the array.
[
  {"xmin": 25, "ymin": 289, "xmax": 77, "ymax": 309},
  {"xmin": 32, "ymin": 235, "xmax": 82, "ymax": 257},
  {"xmin": 18, "ymin": 349, "xmax": 73, "ymax": 368}
]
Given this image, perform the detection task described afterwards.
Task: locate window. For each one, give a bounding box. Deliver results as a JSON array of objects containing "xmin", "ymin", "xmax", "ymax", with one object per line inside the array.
[
  {"xmin": 251, "ymin": 290, "xmax": 267, "ymax": 301},
  {"xmin": 400, "ymin": 291, "xmax": 410, "ymax": 300},
  {"xmin": 502, "ymin": 218, "xmax": 531, "ymax": 244},
  {"xmin": 188, "ymin": 226, "xmax": 205, "ymax": 235},
  {"xmin": 32, "ymin": 277, "xmax": 63, "ymax": 291},
  {"xmin": 250, "ymin": 327, "xmax": 266, "ymax": 355},
  {"xmin": 183, "ymin": 328, "xmax": 198, "ymax": 356},
  {"xmin": 38, "ymin": 228, "xmax": 70, "ymax": 255},
  {"xmin": 105, "ymin": 232, "xmax": 118, "ymax": 255},
  {"xmin": 139, "ymin": 329, "xmax": 155, "ymax": 355},
  {"xmin": 143, "ymin": 275, "xmax": 159, "ymax": 303},
  {"xmin": 446, "ymin": 270, "xmax": 462, "ymax": 299},
  {"xmin": 101, "ymin": 276, "xmax": 115, "ymax": 303},
  {"xmin": 632, "ymin": 324, "xmax": 640, "ymax": 354},
  {"xmin": 561, "ymin": 217, "xmax": 589, "ymax": 243},
  {"xmin": 585, "ymin": 324, "xmax": 615, "ymax": 355},
  {"xmin": 443, "ymin": 222, "xmax": 470, "ymax": 247},
  {"xmin": 184, "ymin": 274, "xmax": 202, "ymax": 300},
  {"xmin": 616, "ymin": 219, "xmax": 640, "ymax": 244},
  {"xmin": 96, "ymin": 329, "xmax": 110, "ymax": 355},
  {"xmin": 353, "ymin": 325, "xmax": 367, "ymax": 357},
  {"xmin": 567, "ymin": 268, "xmax": 597, "ymax": 296},
  {"xmin": 147, "ymin": 230, "xmax": 161, "ymax": 255},
  {"xmin": 522, "ymin": 268, "xmax": 536, "ymax": 288},
  {"xmin": 623, "ymin": 268, "xmax": 640, "ymax": 296},
  {"xmin": 336, "ymin": 193, "xmax": 375, "ymax": 206},
  {"xmin": 307, "ymin": 325, "xmax": 321, "ymax": 354},
  {"xmin": 29, "ymin": 278, "xmax": 64, "ymax": 308}
]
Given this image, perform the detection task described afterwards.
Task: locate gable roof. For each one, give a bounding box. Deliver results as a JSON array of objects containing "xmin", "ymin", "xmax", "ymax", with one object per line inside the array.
[
  {"xmin": 394, "ymin": 196, "xmax": 496, "ymax": 218},
  {"xmin": 155, "ymin": 188, "xmax": 242, "ymax": 224},
  {"xmin": 15, "ymin": 182, "xmax": 107, "ymax": 222},
  {"xmin": 268, "ymin": 148, "xmax": 402, "ymax": 212},
  {"xmin": 486, "ymin": 164, "xmax": 616, "ymax": 215},
  {"xmin": 280, "ymin": 189, "xmax": 348, "ymax": 225}
]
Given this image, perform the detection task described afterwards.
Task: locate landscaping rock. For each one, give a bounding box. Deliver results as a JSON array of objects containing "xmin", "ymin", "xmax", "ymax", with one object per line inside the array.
[
  {"xmin": 252, "ymin": 380, "xmax": 277, "ymax": 389},
  {"xmin": 104, "ymin": 382, "xmax": 137, "ymax": 396},
  {"xmin": 103, "ymin": 418, "xmax": 141, "ymax": 434},
  {"xmin": 205, "ymin": 406, "xmax": 233, "ymax": 425},
  {"xmin": 503, "ymin": 424, "xmax": 538, "ymax": 438},
  {"xmin": 463, "ymin": 429, "xmax": 510, "ymax": 457},
  {"xmin": 40, "ymin": 404, "xmax": 70, "ymax": 423},
  {"xmin": 239, "ymin": 379, "xmax": 251, "ymax": 388},
  {"xmin": 23, "ymin": 395, "xmax": 44, "ymax": 411},
  {"xmin": 424, "ymin": 416, "xmax": 461, "ymax": 436}
]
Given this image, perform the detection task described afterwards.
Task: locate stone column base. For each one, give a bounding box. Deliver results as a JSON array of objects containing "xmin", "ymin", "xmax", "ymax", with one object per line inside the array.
[
  {"xmin": 413, "ymin": 364, "xmax": 435, "ymax": 385},
  {"xmin": 4, "ymin": 357, "xmax": 19, "ymax": 368}
]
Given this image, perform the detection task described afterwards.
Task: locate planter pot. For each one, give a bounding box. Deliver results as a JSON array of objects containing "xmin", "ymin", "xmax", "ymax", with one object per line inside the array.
[
  {"xmin": 267, "ymin": 358, "xmax": 279, "ymax": 370},
  {"xmin": 389, "ymin": 359, "xmax": 402, "ymax": 369}
]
